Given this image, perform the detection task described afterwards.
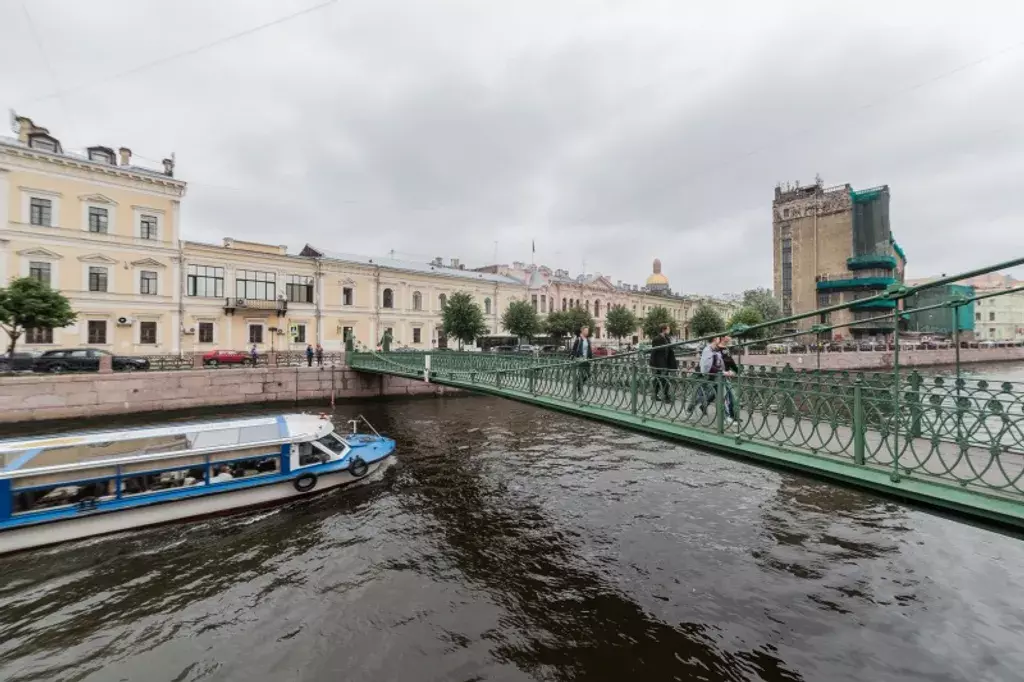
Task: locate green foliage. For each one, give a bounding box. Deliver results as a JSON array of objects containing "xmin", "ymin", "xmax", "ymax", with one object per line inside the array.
[
  {"xmin": 501, "ymin": 299, "xmax": 541, "ymax": 341},
  {"xmin": 544, "ymin": 307, "xmax": 596, "ymax": 339},
  {"xmin": 605, "ymin": 305, "xmax": 638, "ymax": 344},
  {"xmin": 0, "ymin": 277, "xmax": 76, "ymax": 355},
  {"xmin": 641, "ymin": 306, "xmax": 679, "ymax": 339},
  {"xmin": 690, "ymin": 304, "xmax": 726, "ymax": 339},
  {"xmin": 727, "ymin": 306, "xmax": 766, "ymax": 339},
  {"xmin": 441, "ymin": 291, "xmax": 488, "ymax": 350},
  {"xmin": 742, "ymin": 288, "xmax": 782, "ymax": 324}
]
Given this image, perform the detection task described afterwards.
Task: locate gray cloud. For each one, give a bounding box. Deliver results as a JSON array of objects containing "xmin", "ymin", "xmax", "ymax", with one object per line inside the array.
[{"xmin": 3, "ymin": 0, "xmax": 1023, "ymax": 294}]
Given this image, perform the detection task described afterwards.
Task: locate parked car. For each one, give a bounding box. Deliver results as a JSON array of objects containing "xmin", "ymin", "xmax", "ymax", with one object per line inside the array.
[
  {"xmin": 0, "ymin": 351, "xmax": 40, "ymax": 372},
  {"xmin": 32, "ymin": 349, "xmax": 150, "ymax": 373},
  {"xmin": 202, "ymin": 349, "xmax": 253, "ymax": 366},
  {"xmin": 592, "ymin": 346, "xmax": 615, "ymax": 357}
]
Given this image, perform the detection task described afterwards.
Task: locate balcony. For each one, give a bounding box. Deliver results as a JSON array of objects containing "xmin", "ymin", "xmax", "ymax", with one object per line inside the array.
[
  {"xmin": 224, "ymin": 297, "xmax": 287, "ymax": 315},
  {"xmin": 846, "ymin": 254, "xmax": 897, "ymax": 271}
]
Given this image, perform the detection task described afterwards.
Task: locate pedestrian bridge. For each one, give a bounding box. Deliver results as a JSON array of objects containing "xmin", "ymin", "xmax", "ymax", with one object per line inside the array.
[{"xmin": 349, "ymin": 348, "xmax": 1024, "ymax": 530}]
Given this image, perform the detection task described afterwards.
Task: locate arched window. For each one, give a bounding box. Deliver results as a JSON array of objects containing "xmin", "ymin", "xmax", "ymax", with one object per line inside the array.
[
  {"xmin": 412, "ymin": 291, "xmax": 422, "ymax": 311},
  {"xmin": 439, "ymin": 293, "xmax": 447, "ymax": 309},
  {"xmin": 595, "ymin": 299, "xmax": 601, "ymax": 318},
  {"xmin": 382, "ymin": 288, "xmax": 394, "ymax": 308},
  {"xmin": 562, "ymin": 298, "xmax": 567, "ymax": 311},
  {"xmin": 484, "ymin": 297, "xmax": 492, "ymax": 314},
  {"xmin": 585, "ymin": 300, "xmax": 590, "ymax": 315}
]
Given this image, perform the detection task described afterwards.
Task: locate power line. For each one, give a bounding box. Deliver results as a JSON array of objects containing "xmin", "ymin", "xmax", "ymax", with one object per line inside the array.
[
  {"xmin": 23, "ymin": 0, "xmax": 339, "ymax": 104},
  {"xmin": 20, "ymin": 2, "xmax": 78, "ymax": 139}
]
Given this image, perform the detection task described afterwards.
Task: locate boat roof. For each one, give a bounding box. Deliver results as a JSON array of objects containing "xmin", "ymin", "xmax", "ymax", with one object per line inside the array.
[{"xmin": 0, "ymin": 414, "xmax": 332, "ymax": 470}]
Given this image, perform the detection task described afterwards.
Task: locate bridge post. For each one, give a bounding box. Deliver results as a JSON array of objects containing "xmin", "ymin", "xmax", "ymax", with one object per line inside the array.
[
  {"xmin": 908, "ymin": 371, "xmax": 923, "ymax": 438},
  {"xmin": 630, "ymin": 364, "xmax": 638, "ymax": 415},
  {"xmin": 424, "ymin": 354, "xmax": 431, "ymax": 383},
  {"xmin": 529, "ymin": 367, "xmax": 535, "ymax": 395},
  {"xmin": 853, "ymin": 378, "xmax": 866, "ymax": 465},
  {"xmin": 715, "ymin": 373, "xmax": 726, "ymax": 434}
]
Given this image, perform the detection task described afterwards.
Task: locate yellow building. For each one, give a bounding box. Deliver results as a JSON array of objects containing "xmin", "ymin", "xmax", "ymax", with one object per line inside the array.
[
  {"xmin": 3, "ymin": 116, "xmax": 742, "ymax": 356},
  {"xmin": 1, "ymin": 115, "xmax": 186, "ymax": 353}
]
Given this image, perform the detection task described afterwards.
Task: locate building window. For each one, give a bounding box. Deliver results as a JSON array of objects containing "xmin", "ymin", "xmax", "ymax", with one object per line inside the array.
[
  {"xmin": 140, "ymin": 270, "xmax": 158, "ymax": 295},
  {"xmin": 88, "ymin": 266, "xmax": 108, "ymax": 292},
  {"xmin": 989, "ymin": 312, "xmax": 996, "ymax": 322},
  {"xmin": 976, "ymin": 312, "xmax": 981, "ymax": 321},
  {"xmin": 781, "ymin": 236, "xmax": 793, "ymax": 316},
  {"xmin": 294, "ymin": 324, "xmax": 307, "ymax": 343},
  {"xmin": 594, "ymin": 299, "xmax": 600, "ymax": 317},
  {"xmin": 413, "ymin": 328, "xmax": 422, "ymax": 344},
  {"xmin": 439, "ymin": 293, "xmax": 447, "ymax": 309},
  {"xmin": 29, "ymin": 136, "xmax": 58, "ymax": 152},
  {"xmin": 187, "ymin": 265, "xmax": 224, "ymax": 298},
  {"xmin": 531, "ymin": 294, "xmax": 538, "ymax": 311},
  {"xmin": 30, "ymin": 198, "xmax": 52, "ymax": 226},
  {"xmin": 25, "ymin": 327, "xmax": 53, "ymax": 344},
  {"xmin": 485, "ymin": 298, "xmax": 492, "ymax": 314},
  {"xmin": 198, "ymin": 322, "xmax": 214, "ymax": 343},
  {"xmin": 87, "ymin": 207, "xmax": 109, "ymax": 233},
  {"xmin": 413, "ymin": 291, "xmax": 422, "ymax": 310},
  {"xmin": 563, "ymin": 298, "xmax": 567, "ymax": 311},
  {"xmin": 286, "ymin": 275, "xmax": 314, "ymax": 303},
  {"xmin": 382, "ymin": 288, "xmax": 394, "ymax": 308},
  {"xmin": 342, "ymin": 287, "xmax": 353, "ymax": 306},
  {"xmin": 342, "ymin": 326, "xmax": 353, "ymax": 343},
  {"xmin": 29, "ymin": 261, "xmax": 51, "ymax": 286},
  {"xmin": 139, "ymin": 215, "xmax": 158, "ymax": 240},
  {"xmin": 140, "ymin": 321, "xmax": 157, "ymax": 344},
  {"xmin": 249, "ymin": 324, "xmax": 264, "ymax": 344},
  {"xmin": 88, "ymin": 148, "xmax": 114, "ymax": 164},
  {"xmin": 235, "ymin": 270, "xmax": 276, "ymax": 300},
  {"xmin": 87, "ymin": 320, "xmax": 107, "ymax": 344}
]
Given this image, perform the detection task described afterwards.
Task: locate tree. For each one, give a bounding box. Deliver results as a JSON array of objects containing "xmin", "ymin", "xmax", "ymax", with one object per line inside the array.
[
  {"xmin": 441, "ymin": 291, "xmax": 488, "ymax": 350},
  {"xmin": 689, "ymin": 303, "xmax": 725, "ymax": 339},
  {"xmin": 641, "ymin": 306, "xmax": 679, "ymax": 340},
  {"xmin": 501, "ymin": 299, "xmax": 541, "ymax": 343},
  {"xmin": 605, "ymin": 304, "xmax": 638, "ymax": 346},
  {"xmin": 742, "ymin": 288, "xmax": 782, "ymax": 326},
  {"xmin": 727, "ymin": 306, "xmax": 766, "ymax": 339},
  {"xmin": 545, "ymin": 307, "xmax": 596, "ymax": 340},
  {"xmin": 0, "ymin": 277, "xmax": 76, "ymax": 355}
]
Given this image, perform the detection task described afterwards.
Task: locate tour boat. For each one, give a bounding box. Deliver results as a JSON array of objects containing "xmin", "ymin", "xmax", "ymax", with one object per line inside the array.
[{"xmin": 0, "ymin": 413, "xmax": 396, "ymax": 555}]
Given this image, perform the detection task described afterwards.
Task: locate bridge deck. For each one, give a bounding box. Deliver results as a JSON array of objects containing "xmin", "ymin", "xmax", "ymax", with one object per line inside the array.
[{"xmin": 349, "ymin": 351, "xmax": 1024, "ymax": 530}]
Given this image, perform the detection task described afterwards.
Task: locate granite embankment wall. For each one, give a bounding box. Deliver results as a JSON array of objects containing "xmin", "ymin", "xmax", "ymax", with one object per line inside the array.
[
  {"xmin": 0, "ymin": 366, "xmax": 450, "ymax": 424},
  {"xmin": 739, "ymin": 346, "xmax": 1024, "ymax": 370}
]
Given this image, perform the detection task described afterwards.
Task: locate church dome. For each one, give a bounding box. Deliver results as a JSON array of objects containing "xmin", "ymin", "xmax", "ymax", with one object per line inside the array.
[{"xmin": 645, "ymin": 258, "xmax": 669, "ymax": 287}]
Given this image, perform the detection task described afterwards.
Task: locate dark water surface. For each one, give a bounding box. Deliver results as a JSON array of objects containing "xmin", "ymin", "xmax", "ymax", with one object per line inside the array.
[{"xmin": 1, "ymin": 393, "xmax": 1024, "ymax": 682}]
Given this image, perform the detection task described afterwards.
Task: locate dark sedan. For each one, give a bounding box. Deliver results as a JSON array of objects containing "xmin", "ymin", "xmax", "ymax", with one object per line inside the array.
[{"xmin": 32, "ymin": 349, "xmax": 151, "ymax": 373}]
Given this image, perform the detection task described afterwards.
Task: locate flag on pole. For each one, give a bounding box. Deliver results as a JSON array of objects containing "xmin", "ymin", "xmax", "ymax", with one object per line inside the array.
[{"xmin": 532, "ymin": 239, "xmax": 535, "ymax": 254}]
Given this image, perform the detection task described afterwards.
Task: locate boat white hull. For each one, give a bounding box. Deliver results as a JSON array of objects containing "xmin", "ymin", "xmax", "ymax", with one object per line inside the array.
[{"xmin": 0, "ymin": 459, "xmax": 389, "ymax": 555}]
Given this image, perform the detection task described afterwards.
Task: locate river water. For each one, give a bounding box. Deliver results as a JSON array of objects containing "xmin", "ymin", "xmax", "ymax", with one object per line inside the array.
[{"xmin": 2, "ymin": 364, "xmax": 1024, "ymax": 681}]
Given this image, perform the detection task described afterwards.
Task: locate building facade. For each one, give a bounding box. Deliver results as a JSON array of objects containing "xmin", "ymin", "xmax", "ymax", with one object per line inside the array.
[
  {"xmin": 2, "ymin": 116, "xmax": 742, "ymax": 356},
  {"xmin": 1, "ymin": 116, "xmax": 186, "ymax": 353},
  {"xmin": 906, "ymin": 273, "xmax": 1023, "ymax": 342},
  {"xmin": 772, "ymin": 179, "xmax": 907, "ymax": 341}
]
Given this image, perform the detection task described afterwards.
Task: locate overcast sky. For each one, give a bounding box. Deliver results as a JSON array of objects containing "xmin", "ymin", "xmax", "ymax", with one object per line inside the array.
[{"xmin": 2, "ymin": 0, "xmax": 1022, "ymax": 295}]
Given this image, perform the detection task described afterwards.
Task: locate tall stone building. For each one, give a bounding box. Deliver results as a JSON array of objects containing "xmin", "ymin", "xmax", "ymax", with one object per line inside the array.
[{"xmin": 771, "ymin": 179, "xmax": 906, "ymax": 341}]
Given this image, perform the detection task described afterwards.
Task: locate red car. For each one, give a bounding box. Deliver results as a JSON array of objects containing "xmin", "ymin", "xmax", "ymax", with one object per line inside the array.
[
  {"xmin": 593, "ymin": 347, "xmax": 616, "ymax": 357},
  {"xmin": 202, "ymin": 349, "xmax": 253, "ymax": 366}
]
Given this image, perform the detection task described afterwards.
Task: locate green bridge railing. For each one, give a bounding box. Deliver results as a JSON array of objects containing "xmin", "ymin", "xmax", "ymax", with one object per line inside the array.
[{"xmin": 349, "ymin": 255, "xmax": 1024, "ymax": 527}]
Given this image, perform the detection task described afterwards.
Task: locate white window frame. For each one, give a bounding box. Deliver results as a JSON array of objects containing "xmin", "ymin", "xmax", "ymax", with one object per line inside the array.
[
  {"xmin": 81, "ymin": 200, "xmax": 117, "ymax": 235},
  {"xmin": 137, "ymin": 318, "xmax": 160, "ymax": 346},
  {"xmin": 131, "ymin": 261, "xmax": 166, "ymax": 296},
  {"xmin": 20, "ymin": 188, "xmax": 62, "ymax": 228},
  {"xmin": 83, "ymin": 318, "xmax": 110, "ymax": 346},
  {"xmin": 84, "ymin": 264, "xmax": 111, "ymax": 293},
  {"xmin": 196, "ymin": 320, "xmax": 217, "ymax": 345},
  {"xmin": 19, "ymin": 249, "xmax": 62, "ymax": 285},
  {"xmin": 246, "ymin": 320, "xmax": 267, "ymax": 345},
  {"xmin": 132, "ymin": 205, "xmax": 165, "ymax": 241}
]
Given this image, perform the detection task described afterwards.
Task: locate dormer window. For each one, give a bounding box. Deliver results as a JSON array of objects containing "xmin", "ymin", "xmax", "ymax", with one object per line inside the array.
[
  {"xmin": 28, "ymin": 134, "xmax": 60, "ymax": 153},
  {"xmin": 88, "ymin": 147, "xmax": 115, "ymax": 165}
]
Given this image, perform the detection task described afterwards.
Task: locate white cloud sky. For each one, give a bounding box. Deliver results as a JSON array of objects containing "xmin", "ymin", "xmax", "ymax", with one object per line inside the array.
[{"xmin": 2, "ymin": 0, "xmax": 1022, "ymax": 294}]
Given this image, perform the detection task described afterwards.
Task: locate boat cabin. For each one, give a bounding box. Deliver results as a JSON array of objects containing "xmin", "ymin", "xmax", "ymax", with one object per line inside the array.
[{"xmin": 0, "ymin": 414, "xmax": 347, "ymax": 523}]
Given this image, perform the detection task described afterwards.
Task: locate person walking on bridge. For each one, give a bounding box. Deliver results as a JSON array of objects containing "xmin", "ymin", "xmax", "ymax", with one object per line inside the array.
[
  {"xmin": 650, "ymin": 323, "xmax": 678, "ymax": 402},
  {"xmin": 569, "ymin": 325, "xmax": 593, "ymax": 394}
]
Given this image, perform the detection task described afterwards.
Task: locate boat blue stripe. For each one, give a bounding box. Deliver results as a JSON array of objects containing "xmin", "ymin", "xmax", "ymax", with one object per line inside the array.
[{"xmin": 6, "ymin": 449, "xmax": 42, "ymax": 471}]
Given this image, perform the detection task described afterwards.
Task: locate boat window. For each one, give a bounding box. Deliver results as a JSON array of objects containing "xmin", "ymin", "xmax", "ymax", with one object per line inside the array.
[
  {"xmin": 297, "ymin": 442, "xmax": 329, "ymax": 467},
  {"xmin": 316, "ymin": 433, "xmax": 348, "ymax": 456},
  {"xmin": 12, "ymin": 478, "xmax": 115, "ymax": 514},
  {"xmin": 121, "ymin": 456, "xmax": 281, "ymax": 495}
]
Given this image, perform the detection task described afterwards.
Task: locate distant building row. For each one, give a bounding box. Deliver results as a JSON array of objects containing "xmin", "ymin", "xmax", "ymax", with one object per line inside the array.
[{"xmin": 1, "ymin": 116, "xmax": 739, "ymax": 355}]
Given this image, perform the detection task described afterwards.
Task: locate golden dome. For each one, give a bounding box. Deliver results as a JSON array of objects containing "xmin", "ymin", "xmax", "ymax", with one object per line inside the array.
[{"xmin": 646, "ymin": 258, "xmax": 669, "ymax": 287}]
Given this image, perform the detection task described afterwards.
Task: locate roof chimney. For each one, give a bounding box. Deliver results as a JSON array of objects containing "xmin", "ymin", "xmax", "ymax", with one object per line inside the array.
[
  {"xmin": 162, "ymin": 153, "xmax": 175, "ymax": 177},
  {"xmin": 119, "ymin": 147, "xmax": 132, "ymax": 166}
]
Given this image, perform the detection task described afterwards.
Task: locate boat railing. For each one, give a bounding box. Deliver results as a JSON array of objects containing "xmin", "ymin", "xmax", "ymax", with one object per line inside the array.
[
  {"xmin": 358, "ymin": 415, "xmax": 382, "ymax": 439},
  {"xmin": 0, "ymin": 436, "xmax": 292, "ymax": 482}
]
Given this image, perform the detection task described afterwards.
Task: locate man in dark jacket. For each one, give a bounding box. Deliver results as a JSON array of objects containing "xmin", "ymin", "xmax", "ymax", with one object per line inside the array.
[
  {"xmin": 568, "ymin": 325, "xmax": 593, "ymax": 394},
  {"xmin": 650, "ymin": 323, "xmax": 678, "ymax": 402}
]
